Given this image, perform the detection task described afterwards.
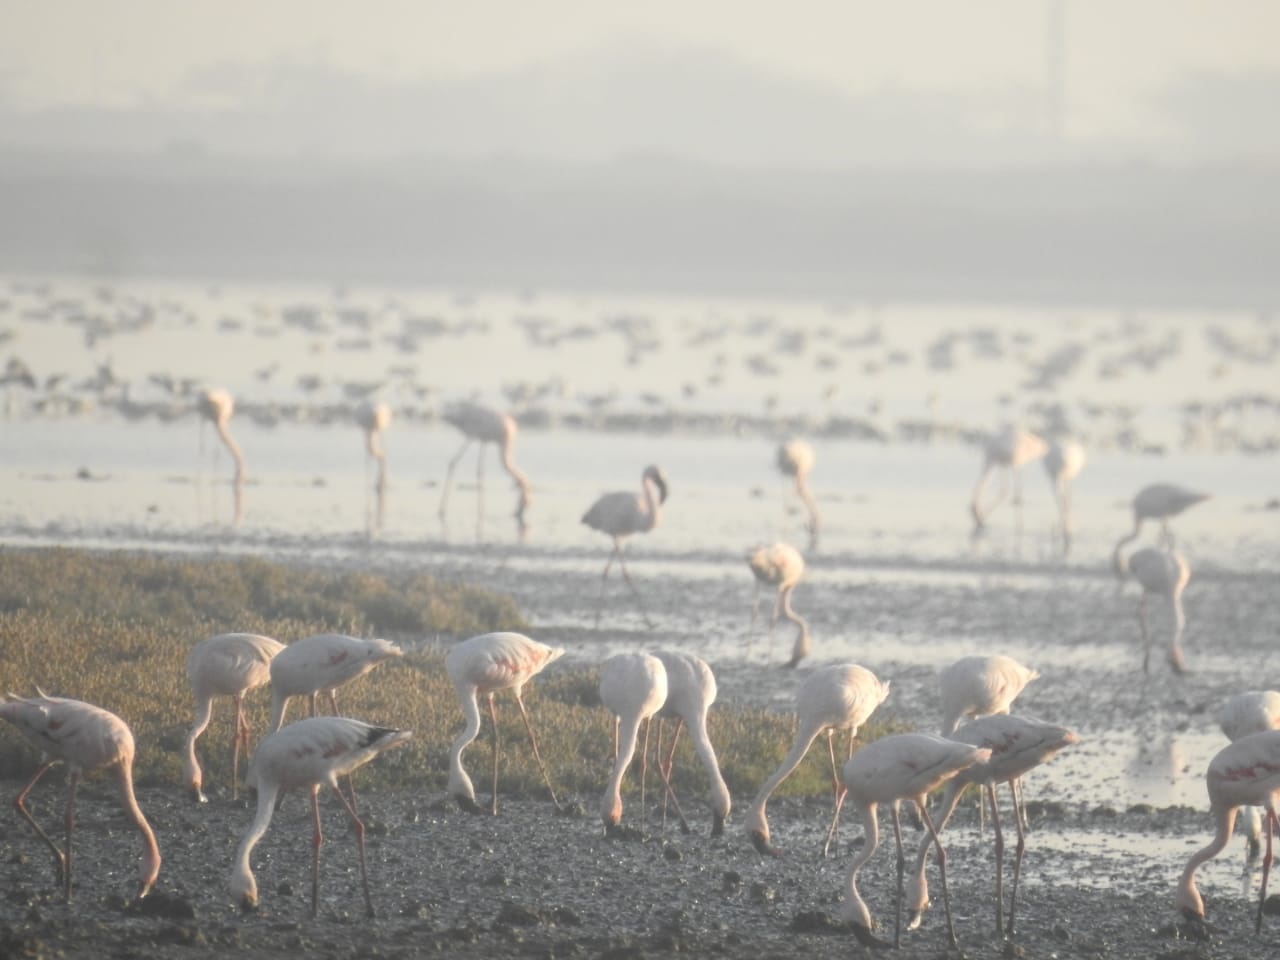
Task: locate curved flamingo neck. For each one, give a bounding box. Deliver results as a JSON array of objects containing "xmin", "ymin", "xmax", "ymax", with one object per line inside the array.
[
  {"xmin": 214, "ymin": 420, "xmax": 245, "ymax": 484},
  {"xmin": 1177, "ymin": 804, "xmax": 1237, "ymax": 917},
  {"xmin": 844, "ymin": 800, "xmax": 880, "ymax": 928},
  {"xmin": 231, "ymin": 783, "xmax": 279, "ymax": 906},
  {"xmin": 642, "ymin": 475, "xmax": 662, "ymax": 530},
  {"xmin": 602, "ymin": 715, "xmax": 645, "ymax": 825},
  {"xmin": 183, "ymin": 696, "xmax": 215, "ymax": 794},
  {"xmin": 499, "ymin": 440, "xmax": 532, "ymax": 516},
  {"xmin": 114, "ymin": 761, "xmax": 161, "ymax": 897},
  {"xmin": 779, "ymin": 586, "xmax": 810, "ymax": 665}
]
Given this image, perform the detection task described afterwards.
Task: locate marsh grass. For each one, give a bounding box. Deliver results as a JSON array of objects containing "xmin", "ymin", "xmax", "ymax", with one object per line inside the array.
[{"xmin": 0, "ymin": 547, "xmax": 892, "ymax": 809}]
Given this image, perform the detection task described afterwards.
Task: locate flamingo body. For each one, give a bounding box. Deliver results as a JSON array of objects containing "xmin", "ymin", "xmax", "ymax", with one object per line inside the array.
[
  {"xmin": 598, "ymin": 652, "xmax": 668, "ymax": 832},
  {"xmin": 268, "ymin": 634, "xmax": 403, "ymax": 732},
  {"xmin": 938, "ymin": 655, "xmax": 1039, "ymax": 736},
  {"xmin": 1218, "ymin": 690, "xmax": 1280, "ymax": 860},
  {"xmin": 746, "ymin": 542, "xmax": 810, "ymax": 667}
]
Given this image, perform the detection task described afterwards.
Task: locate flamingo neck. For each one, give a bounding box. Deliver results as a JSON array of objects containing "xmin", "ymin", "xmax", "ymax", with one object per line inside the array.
[
  {"xmin": 230, "ymin": 784, "xmax": 279, "ymax": 907},
  {"xmin": 779, "ymin": 586, "xmax": 810, "ymax": 665},
  {"xmin": 688, "ymin": 715, "xmax": 731, "ymax": 820},
  {"xmin": 114, "ymin": 762, "xmax": 161, "ymax": 898},
  {"xmin": 183, "ymin": 696, "xmax": 215, "ymax": 795},
  {"xmin": 447, "ymin": 688, "xmax": 483, "ymax": 800},
  {"xmin": 214, "ymin": 420, "xmax": 245, "ymax": 484},
  {"xmin": 843, "ymin": 800, "xmax": 880, "ymax": 929},
  {"xmin": 1177, "ymin": 804, "xmax": 1237, "ymax": 918},
  {"xmin": 602, "ymin": 714, "xmax": 645, "ymax": 826}
]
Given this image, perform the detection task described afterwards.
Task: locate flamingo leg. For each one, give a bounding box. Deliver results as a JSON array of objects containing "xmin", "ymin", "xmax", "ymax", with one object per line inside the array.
[
  {"xmin": 14, "ymin": 760, "xmax": 67, "ymax": 889},
  {"xmin": 310, "ymin": 784, "xmax": 323, "ymax": 918},
  {"xmin": 1138, "ymin": 594, "xmax": 1152, "ymax": 673},
  {"xmin": 327, "ymin": 689, "xmax": 360, "ymax": 815},
  {"xmin": 513, "ymin": 691, "xmax": 562, "ymax": 811},
  {"xmin": 438, "ymin": 437, "xmax": 472, "ymax": 520},
  {"xmin": 1007, "ymin": 779, "xmax": 1027, "ymax": 937},
  {"xmin": 475, "ymin": 441, "xmax": 486, "ymax": 540},
  {"xmin": 594, "ymin": 543, "xmax": 622, "ymax": 629},
  {"xmin": 331, "ymin": 782, "xmax": 374, "ymax": 918},
  {"xmin": 658, "ymin": 718, "xmax": 690, "ymax": 834},
  {"xmin": 988, "ymin": 781, "xmax": 1005, "ymax": 936},
  {"xmin": 891, "ymin": 801, "xmax": 905, "ymax": 949},
  {"xmin": 487, "ymin": 693, "xmax": 501, "ymax": 815},
  {"xmin": 615, "ymin": 550, "xmax": 655, "ymax": 629},
  {"xmin": 1258, "ymin": 809, "xmax": 1276, "ymax": 934},
  {"xmin": 822, "ymin": 730, "xmax": 849, "ymax": 857},
  {"xmin": 231, "ymin": 694, "xmax": 247, "ymax": 800},
  {"xmin": 639, "ymin": 716, "xmax": 652, "ymax": 825},
  {"xmin": 919, "ymin": 800, "xmax": 958, "ymax": 948},
  {"xmin": 63, "ymin": 770, "xmax": 81, "ymax": 902}
]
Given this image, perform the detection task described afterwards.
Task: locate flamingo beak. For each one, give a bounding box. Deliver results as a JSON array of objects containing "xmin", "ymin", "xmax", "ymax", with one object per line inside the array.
[
  {"xmin": 749, "ymin": 831, "xmax": 780, "ymax": 857},
  {"xmin": 188, "ymin": 785, "xmax": 208, "ymax": 804},
  {"xmin": 453, "ymin": 794, "xmax": 485, "ymax": 815},
  {"xmin": 849, "ymin": 922, "xmax": 893, "ymax": 949}
]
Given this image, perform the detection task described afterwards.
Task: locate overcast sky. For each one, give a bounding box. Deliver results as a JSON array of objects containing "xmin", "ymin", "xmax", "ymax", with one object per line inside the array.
[{"xmin": 1, "ymin": 0, "xmax": 1276, "ymax": 145}]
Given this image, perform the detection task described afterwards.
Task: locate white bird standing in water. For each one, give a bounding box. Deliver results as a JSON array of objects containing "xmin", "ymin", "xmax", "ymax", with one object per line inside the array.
[
  {"xmin": 198, "ymin": 386, "xmax": 245, "ymax": 485},
  {"xmin": 970, "ymin": 426, "xmax": 1047, "ymax": 537},
  {"xmin": 268, "ymin": 634, "xmax": 404, "ymax": 732},
  {"xmin": 840, "ymin": 733, "xmax": 991, "ymax": 949},
  {"xmin": 184, "ymin": 632, "xmax": 285, "ymax": 802},
  {"xmin": 355, "ymin": 400, "xmax": 391, "ymax": 491},
  {"xmin": 746, "ymin": 542, "xmax": 810, "ymax": 667},
  {"xmin": 905, "ymin": 715, "xmax": 1080, "ymax": 937},
  {"xmin": 1217, "ymin": 690, "xmax": 1280, "ymax": 861},
  {"xmin": 651, "ymin": 650, "xmax": 731, "ymax": 836},
  {"xmin": 1176, "ymin": 729, "xmax": 1280, "ymax": 934},
  {"xmin": 1042, "ymin": 438, "xmax": 1086, "ymax": 555},
  {"xmin": 598, "ymin": 652, "xmax": 668, "ymax": 835},
  {"xmin": 439, "ymin": 402, "xmax": 532, "ymax": 536},
  {"xmin": 746, "ymin": 663, "xmax": 891, "ymax": 857},
  {"xmin": 229, "ymin": 716, "xmax": 411, "ymax": 917},
  {"xmin": 1111, "ymin": 483, "xmax": 1210, "ymax": 564},
  {"xmin": 445, "ymin": 632, "xmax": 564, "ymax": 815},
  {"xmin": 581, "ymin": 464, "xmax": 669, "ymax": 628},
  {"xmin": 938, "ymin": 655, "xmax": 1040, "ymax": 736},
  {"xmin": 776, "ymin": 438, "xmax": 820, "ymax": 548},
  {"xmin": 1114, "ymin": 546, "xmax": 1191, "ymax": 674},
  {"xmin": 0, "ymin": 691, "xmax": 161, "ymax": 902}
]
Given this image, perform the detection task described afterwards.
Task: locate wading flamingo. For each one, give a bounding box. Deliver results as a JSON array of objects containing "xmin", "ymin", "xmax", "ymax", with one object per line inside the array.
[
  {"xmin": 746, "ymin": 663, "xmax": 891, "ymax": 857},
  {"xmin": 1115, "ymin": 546, "xmax": 1190, "ymax": 674},
  {"xmin": 581, "ymin": 464, "xmax": 668, "ymax": 628},
  {"xmin": 438, "ymin": 402, "xmax": 532, "ymax": 536},
  {"xmin": 652, "ymin": 649, "xmax": 731, "ymax": 837},
  {"xmin": 1218, "ymin": 690, "xmax": 1280, "ymax": 861},
  {"xmin": 970, "ymin": 426, "xmax": 1047, "ymax": 537},
  {"xmin": 1111, "ymin": 483, "xmax": 1210, "ymax": 566},
  {"xmin": 0, "ymin": 691, "xmax": 161, "ymax": 902},
  {"xmin": 1042, "ymin": 438, "xmax": 1086, "ymax": 555},
  {"xmin": 599, "ymin": 652, "xmax": 668, "ymax": 835},
  {"xmin": 906, "ymin": 714, "xmax": 1080, "ymax": 937},
  {"xmin": 268, "ymin": 634, "xmax": 404, "ymax": 732},
  {"xmin": 1176, "ymin": 729, "xmax": 1280, "ymax": 934},
  {"xmin": 840, "ymin": 733, "xmax": 991, "ymax": 949},
  {"xmin": 746, "ymin": 542, "xmax": 810, "ymax": 667},
  {"xmin": 184, "ymin": 632, "xmax": 285, "ymax": 802},
  {"xmin": 199, "ymin": 386, "xmax": 245, "ymax": 485},
  {"xmin": 445, "ymin": 632, "xmax": 564, "ymax": 815},
  {"xmin": 356, "ymin": 400, "xmax": 391, "ymax": 491},
  {"xmin": 776, "ymin": 438, "xmax": 820, "ymax": 548},
  {"xmin": 230, "ymin": 716, "xmax": 411, "ymax": 917}
]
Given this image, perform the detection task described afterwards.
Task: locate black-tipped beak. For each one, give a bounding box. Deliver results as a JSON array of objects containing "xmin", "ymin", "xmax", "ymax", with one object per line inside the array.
[
  {"xmin": 750, "ymin": 831, "xmax": 780, "ymax": 857},
  {"xmin": 850, "ymin": 922, "xmax": 893, "ymax": 950}
]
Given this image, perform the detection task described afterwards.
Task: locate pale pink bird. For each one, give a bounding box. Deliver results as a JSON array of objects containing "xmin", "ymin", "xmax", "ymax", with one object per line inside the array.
[
  {"xmin": 1042, "ymin": 438, "xmax": 1086, "ymax": 555},
  {"xmin": 438, "ymin": 402, "xmax": 532, "ymax": 535},
  {"xmin": 746, "ymin": 542, "xmax": 810, "ymax": 668},
  {"xmin": 0, "ymin": 690, "xmax": 161, "ymax": 902},
  {"xmin": 776, "ymin": 438, "xmax": 820, "ymax": 547},
  {"xmin": 1218, "ymin": 690, "xmax": 1280, "ymax": 861},
  {"xmin": 970, "ymin": 426, "xmax": 1047, "ymax": 536},
  {"xmin": 356, "ymin": 399, "xmax": 392, "ymax": 491},
  {"xmin": 746, "ymin": 663, "xmax": 891, "ymax": 857},
  {"xmin": 652, "ymin": 650, "xmax": 732, "ymax": 836},
  {"xmin": 905, "ymin": 715, "xmax": 1080, "ymax": 937},
  {"xmin": 1111, "ymin": 482, "xmax": 1210, "ymax": 567},
  {"xmin": 599, "ymin": 652, "xmax": 668, "ymax": 835},
  {"xmin": 184, "ymin": 632, "xmax": 285, "ymax": 802},
  {"xmin": 199, "ymin": 386, "xmax": 245, "ymax": 485},
  {"xmin": 445, "ymin": 631, "xmax": 564, "ymax": 815},
  {"xmin": 230, "ymin": 716, "xmax": 411, "ymax": 918},
  {"xmin": 268, "ymin": 633, "xmax": 404, "ymax": 732},
  {"xmin": 1115, "ymin": 546, "xmax": 1191, "ymax": 674},
  {"xmin": 581, "ymin": 464, "xmax": 669, "ymax": 628},
  {"xmin": 840, "ymin": 733, "xmax": 991, "ymax": 949},
  {"xmin": 1176, "ymin": 729, "xmax": 1280, "ymax": 934},
  {"xmin": 938, "ymin": 655, "xmax": 1040, "ymax": 736}
]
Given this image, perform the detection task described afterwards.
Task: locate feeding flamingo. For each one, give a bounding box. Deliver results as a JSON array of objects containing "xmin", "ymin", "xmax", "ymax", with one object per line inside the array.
[
  {"xmin": 581, "ymin": 464, "xmax": 669, "ymax": 628},
  {"xmin": 1115, "ymin": 546, "xmax": 1191, "ymax": 674},
  {"xmin": 198, "ymin": 386, "xmax": 245, "ymax": 486},
  {"xmin": 1042, "ymin": 438, "xmax": 1086, "ymax": 555},
  {"xmin": 268, "ymin": 634, "xmax": 403, "ymax": 732},
  {"xmin": 970, "ymin": 426, "xmax": 1047, "ymax": 537},
  {"xmin": 1111, "ymin": 482, "xmax": 1210, "ymax": 565},
  {"xmin": 746, "ymin": 542, "xmax": 810, "ymax": 667},
  {"xmin": 1217, "ymin": 690, "xmax": 1280, "ymax": 861},
  {"xmin": 776, "ymin": 438, "xmax": 820, "ymax": 547},
  {"xmin": 938, "ymin": 655, "xmax": 1040, "ymax": 736},
  {"xmin": 438, "ymin": 402, "xmax": 532, "ymax": 536},
  {"xmin": 598, "ymin": 652, "xmax": 668, "ymax": 835},
  {"xmin": 355, "ymin": 399, "xmax": 391, "ymax": 489}
]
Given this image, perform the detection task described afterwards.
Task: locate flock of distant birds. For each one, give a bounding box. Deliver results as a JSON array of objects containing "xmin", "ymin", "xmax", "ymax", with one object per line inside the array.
[{"xmin": 4, "ymin": 393, "xmax": 1277, "ymax": 948}]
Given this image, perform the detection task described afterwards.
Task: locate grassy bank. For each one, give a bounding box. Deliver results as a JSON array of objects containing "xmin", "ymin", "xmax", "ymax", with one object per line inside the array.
[{"xmin": 0, "ymin": 547, "xmax": 887, "ymax": 807}]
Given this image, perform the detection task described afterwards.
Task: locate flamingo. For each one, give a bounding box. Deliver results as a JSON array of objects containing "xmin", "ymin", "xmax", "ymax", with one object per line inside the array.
[
  {"xmin": 1217, "ymin": 690, "xmax": 1280, "ymax": 861},
  {"xmin": 1115, "ymin": 546, "xmax": 1190, "ymax": 674},
  {"xmin": 1042, "ymin": 438, "xmax": 1086, "ymax": 555},
  {"xmin": 938, "ymin": 655, "xmax": 1039, "ymax": 736},
  {"xmin": 184, "ymin": 632, "xmax": 285, "ymax": 802},
  {"xmin": 438, "ymin": 402, "xmax": 532, "ymax": 536},
  {"xmin": 746, "ymin": 542, "xmax": 810, "ymax": 668},
  {"xmin": 198, "ymin": 386, "xmax": 245, "ymax": 485},
  {"xmin": 581, "ymin": 464, "xmax": 669, "ymax": 628},
  {"xmin": 355, "ymin": 399, "xmax": 391, "ymax": 492},
  {"xmin": 229, "ymin": 716, "xmax": 411, "ymax": 917},
  {"xmin": 970, "ymin": 426, "xmax": 1047, "ymax": 537},
  {"xmin": 746, "ymin": 663, "xmax": 891, "ymax": 857},
  {"xmin": 651, "ymin": 649, "xmax": 732, "ymax": 836},
  {"xmin": 598, "ymin": 652, "xmax": 668, "ymax": 835},
  {"xmin": 1111, "ymin": 483, "xmax": 1210, "ymax": 567},
  {"xmin": 840, "ymin": 732, "xmax": 992, "ymax": 949},
  {"xmin": 1176, "ymin": 729, "xmax": 1280, "ymax": 934},
  {"xmin": 776, "ymin": 438, "xmax": 820, "ymax": 547},
  {"xmin": 905, "ymin": 714, "xmax": 1080, "ymax": 937},
  {"xmin": 445, "ymin": 631, "xmax": 564, "ymax": 815},
  {"xmin": 268, "ymin": 634, "xmax": 404, "ymax": 732},
  {"xmin": 0, "ymin": 690, "xmax": 161, "ymax": 902}
]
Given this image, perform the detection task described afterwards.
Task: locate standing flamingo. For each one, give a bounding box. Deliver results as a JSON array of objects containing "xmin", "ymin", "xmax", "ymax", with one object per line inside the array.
[
  {"xmin": 581, "ymin": 464, "xmax": 669, "ymax": 628},
  {"xmin": 445, "ymin": 632, "xmax": 564, "ymax": 815},
  {"xmin": 184, "ymin": 632, "xmax": 285, "ymax": 803},
  {"xmin": 599, "ymin": 652, "xmax": 668, "ymax": 835},
  {"xmin": 1042, "ymin": 438, "xmax": 1086, "ymax": 555},
  {"xmin": 746, "ymin": 663, "xmax": 891, "ymax": 857},
  {"xmin": 905, "ymin": 715, "xmax": 1080, "ymax": 937},
  {"xmin": 356, "ymin": 400, "xmax": 391, "ymax": 490},
  {"xmin": 746, "ymin": 542, "xmax": 810, "ymax": 667},
  {"xmin": 0, "ymin": 691, "xmax": 161, "ymax": 902},
  {"xmin": 230, "ymin": 716, "xmax": 411, "ymax": 917},
  {"xmin": 1217, "ymin": 690, "xmax": 1280, "ymax": 861},
  {"xmin": 268, "ymin": 634, "xmax": 404, "ymax": 732},
  {"xmin": 1176, "ymin": 729, "xmax": 1280, "ymax": 934},
  {"xmin": 438, "ymin": 402, "xmax": 532, "ymax": 536},
  {"xmin": 198, "ymin": 386, "xmax": 245, "ymax": 485},
  {"xmin": 1115, "ymin": 546, "xmax": 1191, "ymax": 674},
  {"xmin": 970, "ymin": 426, "xmax": 1047, "ymax": 537},
  {"xmin": 1111, "ymin": 483, "xmax": 1210, "ymax": 566},
  {"xmin": 776, "ymin": 438, "xmax": 820, "ymax": 548},
  {"xmin": 840, "ymin": 733, "xmax": 991, "ymax": 949},
  {"xmin": 652, "ymin": 650, "xmax": 732, "ymax": 836}
]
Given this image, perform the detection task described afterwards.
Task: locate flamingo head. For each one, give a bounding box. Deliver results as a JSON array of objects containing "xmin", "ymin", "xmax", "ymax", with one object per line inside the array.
[
  {"xmin": 643, "ymin": 465, "xmax": 669, "ymax": 504},
  {"xmin": 749, "ymin": 829, "xmax": 780, "ymax": 858}
]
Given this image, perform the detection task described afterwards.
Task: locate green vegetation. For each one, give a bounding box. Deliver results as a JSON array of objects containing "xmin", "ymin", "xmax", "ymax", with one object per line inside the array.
[{"xmin": 0, "ymin": 547, "xmax": 892, "ymax": 806}]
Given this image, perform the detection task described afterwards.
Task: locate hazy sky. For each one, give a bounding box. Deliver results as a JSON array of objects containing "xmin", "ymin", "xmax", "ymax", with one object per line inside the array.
[{"xmin": 1, "ymin": 0, "xmax": 1276, "ymax": 141}]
